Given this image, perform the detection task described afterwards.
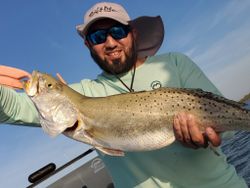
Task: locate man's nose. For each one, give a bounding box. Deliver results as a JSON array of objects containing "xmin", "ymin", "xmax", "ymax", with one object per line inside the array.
[{"xmin": 104, "ymin": 35, "xmax": 118, "ymax": 48}]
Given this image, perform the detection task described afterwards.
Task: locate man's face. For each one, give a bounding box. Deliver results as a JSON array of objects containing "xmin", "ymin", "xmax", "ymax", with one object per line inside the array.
[{"xmin": 86, "ymin": 19, "xmax": 137, "ymax": 74}]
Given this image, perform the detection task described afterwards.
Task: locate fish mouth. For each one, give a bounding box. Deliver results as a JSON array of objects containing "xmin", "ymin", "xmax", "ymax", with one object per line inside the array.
[{"xmin": 22, "ymin": 71, "xmax": 40, "ymax": 97}]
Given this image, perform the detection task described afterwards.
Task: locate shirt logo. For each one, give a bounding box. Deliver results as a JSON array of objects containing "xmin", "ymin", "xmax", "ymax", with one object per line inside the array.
[
  {"xmin": 89, "ymin": 6, "xmax": 117, "ymax": 17},
  {"xmin": 151, "ymin": 80, "xmax": 162, "ymax": 90},
  {"xmin": 90, "ymin": 158, "xmax": 105, "ymax": 173}
]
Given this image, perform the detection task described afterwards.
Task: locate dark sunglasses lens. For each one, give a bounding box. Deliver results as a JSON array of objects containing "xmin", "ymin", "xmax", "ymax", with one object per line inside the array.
[
  {"xmin": 88, "ymin": 30, "xmax": 107, "ymax": 45},
  {"xmin": 87, "ymin": 25, "xmax": 130, "ymax": 45},
  {"xmin": 110, "ymin": 26, "xmax": 129, "ymax": 39}
]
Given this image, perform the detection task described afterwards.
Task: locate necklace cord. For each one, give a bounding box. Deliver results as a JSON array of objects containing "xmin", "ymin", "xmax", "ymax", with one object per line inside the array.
[{"xmin": 111, "ymin": 64, "xmax": 136, "ymax": 93}]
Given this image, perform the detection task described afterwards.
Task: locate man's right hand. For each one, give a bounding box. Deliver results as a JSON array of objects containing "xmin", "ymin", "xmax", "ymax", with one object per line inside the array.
[{"xmin": 0, "ymin": 65, "xmax": 31, "ymax": 89}]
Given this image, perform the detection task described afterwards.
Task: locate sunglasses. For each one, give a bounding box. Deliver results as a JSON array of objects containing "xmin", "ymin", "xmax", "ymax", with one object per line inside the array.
[{"xmin": 86, "ymin": 25, "xmax": 130, "ymax": 45}]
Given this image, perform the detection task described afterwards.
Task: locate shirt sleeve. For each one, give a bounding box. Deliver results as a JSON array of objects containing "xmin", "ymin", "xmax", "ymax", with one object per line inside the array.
[
  {"xmin": 0, "ymin": 85, "xmax": 40, "ymax": 126},
  {"xmin": 172, "ymin": 52, "xmax": 221, "ymax": 95},
  {"xmin": 172, "ymin": 53, "xmax": 235, "ymax": 138}
]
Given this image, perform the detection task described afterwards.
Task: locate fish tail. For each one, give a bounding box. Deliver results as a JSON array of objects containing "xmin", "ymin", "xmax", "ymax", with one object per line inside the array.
[{"xmin": 239, "ymin": 92, "xmax": 250, "ymax": 104}]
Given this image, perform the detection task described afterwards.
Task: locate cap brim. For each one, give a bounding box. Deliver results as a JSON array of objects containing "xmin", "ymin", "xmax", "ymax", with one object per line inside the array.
[{"xmin": 76, "ymin": 16, "xmax": 129, "ymax": 38}]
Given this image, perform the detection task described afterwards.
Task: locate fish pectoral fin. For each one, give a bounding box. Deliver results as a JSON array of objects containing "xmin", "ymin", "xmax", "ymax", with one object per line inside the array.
[{"xmin": 95, "ymin": 146, "xmax": 125, "ymax": 157}]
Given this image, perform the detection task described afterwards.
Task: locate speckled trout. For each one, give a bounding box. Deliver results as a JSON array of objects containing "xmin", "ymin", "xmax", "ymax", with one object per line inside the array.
[{"xmin": 23, "ymin": 71, "xmax": 250, "ymax": 156}]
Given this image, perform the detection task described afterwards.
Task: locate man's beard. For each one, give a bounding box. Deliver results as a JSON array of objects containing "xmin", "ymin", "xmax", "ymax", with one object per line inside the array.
[{"xmin": 90, "ymin": 42, "xmax": 137, "ymax": 75}]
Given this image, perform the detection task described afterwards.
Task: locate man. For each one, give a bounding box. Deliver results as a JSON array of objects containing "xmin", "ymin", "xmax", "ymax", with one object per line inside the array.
[{"xmin": 0, "ymin": 2, "xmax": 247, "ymax": 188}]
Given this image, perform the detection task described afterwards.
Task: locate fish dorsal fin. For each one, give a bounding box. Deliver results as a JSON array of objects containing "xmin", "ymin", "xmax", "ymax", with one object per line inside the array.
[{"xmin": 183, "ymin": 88, "xmax": 244, "ymax": 109}]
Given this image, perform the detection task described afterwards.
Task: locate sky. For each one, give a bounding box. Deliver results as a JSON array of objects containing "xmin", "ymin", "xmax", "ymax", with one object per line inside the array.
[{"xmin": 0, "ymin": 0, "xmax": 250, "ymax": 187}]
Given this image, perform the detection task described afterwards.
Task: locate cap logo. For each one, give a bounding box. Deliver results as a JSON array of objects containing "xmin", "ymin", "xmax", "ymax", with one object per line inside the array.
[{"xmin": 89, "ymin": 6, "xmax": 117, "ymax": 18}]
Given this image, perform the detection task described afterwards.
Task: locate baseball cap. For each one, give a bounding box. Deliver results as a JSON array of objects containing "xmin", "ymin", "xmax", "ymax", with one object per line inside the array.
[{"xmin": 76, "ymin": 2, "xmax": 164, "ymax": 58}]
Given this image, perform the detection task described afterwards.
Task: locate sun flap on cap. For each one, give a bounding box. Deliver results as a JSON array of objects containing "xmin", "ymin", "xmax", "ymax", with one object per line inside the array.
[{"xmin": 129, "ymin": 16, "xmax": 164, "ymax": 58}]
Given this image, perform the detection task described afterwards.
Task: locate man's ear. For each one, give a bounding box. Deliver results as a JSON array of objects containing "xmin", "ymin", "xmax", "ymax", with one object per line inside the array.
[{"xmin": 84, "ymin": 40, "xmax": 90, "ymax": 48}]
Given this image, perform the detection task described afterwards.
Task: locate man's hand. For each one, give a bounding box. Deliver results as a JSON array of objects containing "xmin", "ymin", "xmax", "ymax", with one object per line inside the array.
[
  {"xmin": 0, "ymin": 65, "xmax": 31, "ymax": 89},
  {"xmin": 173, "ymin": 112, "xmax": 221, "ymax": 149},
  {"xmin": 0, "ymin": 65, "xmax": 67, "ymax": 89}
]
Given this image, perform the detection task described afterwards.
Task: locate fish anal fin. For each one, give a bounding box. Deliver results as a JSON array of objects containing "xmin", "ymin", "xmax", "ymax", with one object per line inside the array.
[{"xmin": 95, "ymin": 146, "xmax": 125, "ymax": 156}]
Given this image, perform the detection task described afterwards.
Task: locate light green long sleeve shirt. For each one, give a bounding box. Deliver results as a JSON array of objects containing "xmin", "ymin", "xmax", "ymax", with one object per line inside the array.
[{"xmin": 0, "ymin": 52, "xmax": 247, "ymax": 188}]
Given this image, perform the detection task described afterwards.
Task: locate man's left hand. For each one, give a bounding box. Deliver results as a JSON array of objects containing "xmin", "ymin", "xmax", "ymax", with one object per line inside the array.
[{"xmin": 173, "ymin": 112, "xmax": 221, "ymax": 149}]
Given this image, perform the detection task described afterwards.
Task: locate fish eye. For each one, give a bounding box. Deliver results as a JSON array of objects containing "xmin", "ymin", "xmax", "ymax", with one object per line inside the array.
[{"xmin": 47, "ymin": 83, "xmax": 53, "ymax": 88}]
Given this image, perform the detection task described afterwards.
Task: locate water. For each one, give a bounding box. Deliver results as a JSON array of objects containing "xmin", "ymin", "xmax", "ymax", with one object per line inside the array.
[
  {"xmin": 221, "ymin": 131, "xmax": 250, "ymax": 187},
  {"xmin": 221, "ymin": 101, "xmax": 250, "ymax": 187}
]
